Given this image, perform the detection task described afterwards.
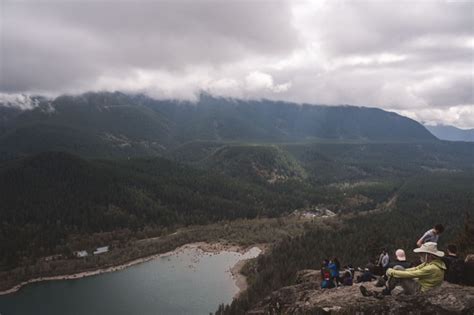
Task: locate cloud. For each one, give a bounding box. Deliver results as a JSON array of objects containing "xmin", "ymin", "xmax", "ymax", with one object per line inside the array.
[
  {"xmin": 398, "ymin": 105, "xmax": 474, "ymax": 130},
  {"xmin": 1, "ymin": 0, "xmax": 473, "ymax": 127},
  {"xmin": 0, "ymin": 93, "xmax": 39, "ymax": 110},
  {"xmin": 245, "ymin": 71, "xmax": 291, "ymax": 93},
  {"xmin": 1, "ymin": 0, "xmax": 298, "ymax": 93}
]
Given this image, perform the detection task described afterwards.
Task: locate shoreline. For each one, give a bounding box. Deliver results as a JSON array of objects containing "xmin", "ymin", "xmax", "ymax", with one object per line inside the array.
[
  {"xmin": 0, "ymin": 242, "xmax": 265, "ymax": 297},
  {"xmin": 231, "ymin": 259, "xmax": 251, "ymax": 298}
]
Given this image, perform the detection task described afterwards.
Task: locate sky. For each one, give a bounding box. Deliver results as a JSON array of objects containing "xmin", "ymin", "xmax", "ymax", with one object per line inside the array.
[{"xmin": 1, "ymin": 0, "xmax": 473, "ymax": 128}]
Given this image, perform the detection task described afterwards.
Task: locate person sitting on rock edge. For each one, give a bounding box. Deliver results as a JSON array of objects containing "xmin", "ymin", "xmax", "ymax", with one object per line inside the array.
[
  {"xmin": 443, "ymin": 244, "xmax": 465, "ymax": 285},
  {"xmin": 340, "ymin": 267, "xmax": 353, "ymax": 286},
  {"xmin": 328, "ymin": 257, "xmax": 341, "ymax": 287},
  {"xmin": 321, "ymin": 259, "xmax": 335, "ymax": 289},
  {"xmin": 376, "ymin": 248, "xmax": 390, "ymax": 275},
  {"xmin": 375, "ymin": 249, "xmax": 412, "ymax": 287},
  {"xmin": 360, "ymin": 242, "xmax": 446, "ymax": 298},
  {"xmin": 464, "ymin": 255, "xmax": 474, "ymax": 286},
  {"xmin": 389, "ymin": 249, "xmax": 413, "ymax": 269}
]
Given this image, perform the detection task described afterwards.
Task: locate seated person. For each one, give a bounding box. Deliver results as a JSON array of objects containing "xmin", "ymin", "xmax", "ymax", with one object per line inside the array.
[
  {"xmin": 328, "ymin": 258, "xmax": 341, "ymax": 286},
  {"xmin": 361, "ymin": 242, "xmax": 446, "ymax": 297},
  {"xmin": 375, "ymin": 249, "xmax": 412, "ymax": 287},
  {"xmin": 389, "ymin": 249, "xmax": 412, "ymax": 269},
  {"xmin": 376, "ymin": 249, "xmax": 390, "ymax": 275},
  {"xmin": 356, "ymin": 268, "xmax": 377, "ymax": 283},
  {"xmin": 464, "ymin": 254, "xmax": 474, "ymax": 286},
  {"xmin": 442, "ymin": 244, "xmax": 464, "ymax": 284},
  {"xmin": 321, "ymin": 259, "xmax": 335, "ymax": 289},
  {"xmin": 340, "ymin": 269, "xmax": 353, "ymax": 286}
]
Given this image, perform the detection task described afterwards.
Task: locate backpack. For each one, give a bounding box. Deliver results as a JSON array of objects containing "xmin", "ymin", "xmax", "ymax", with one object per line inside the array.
[{"xmin": 321, "ymin": 268, "xmax": 335, "ymax": 288}]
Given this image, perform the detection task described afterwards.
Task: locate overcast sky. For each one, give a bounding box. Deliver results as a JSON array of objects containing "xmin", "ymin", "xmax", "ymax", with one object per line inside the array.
[{"xmin": 1, "ymin": 0, "xmax": 473, "ymax": 128}]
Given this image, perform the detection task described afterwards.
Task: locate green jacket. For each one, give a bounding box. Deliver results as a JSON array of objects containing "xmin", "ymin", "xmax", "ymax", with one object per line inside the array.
[{"xmin": 387, "ymin": 259, "xmax": 446, "ymax": 292}]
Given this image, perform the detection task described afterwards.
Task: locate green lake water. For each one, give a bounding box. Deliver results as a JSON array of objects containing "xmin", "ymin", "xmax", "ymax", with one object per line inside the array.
[{"xmin": 0, "ymin": 246, "xmax": 261, "ymax": 315}]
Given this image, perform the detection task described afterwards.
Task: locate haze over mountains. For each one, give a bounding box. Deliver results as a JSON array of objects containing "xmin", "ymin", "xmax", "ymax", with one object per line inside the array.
[
  {"xmin": 425, "ymin": 124, "xmax": 474, "ymax": 142},
  {"xmin": 0, "ymin": 92, "xmax": 438, "ymax": 159}
]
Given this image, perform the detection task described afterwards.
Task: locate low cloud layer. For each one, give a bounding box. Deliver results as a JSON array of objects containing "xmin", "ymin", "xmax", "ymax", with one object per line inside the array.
[{"xmin": 1, "ymin": 0, "xmax": 473, "ymax": 128}]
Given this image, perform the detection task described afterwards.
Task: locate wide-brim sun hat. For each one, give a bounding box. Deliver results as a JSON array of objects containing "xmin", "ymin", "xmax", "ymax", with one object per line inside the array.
[{"xmin": 413, "ymin": 242, "xmax": 445, "ymax": 257}]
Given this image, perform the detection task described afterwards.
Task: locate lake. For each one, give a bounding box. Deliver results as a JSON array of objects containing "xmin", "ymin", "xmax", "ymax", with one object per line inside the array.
[{"xmin": 0, "ymin": 245, "xmax": 261, "ymax": 315}]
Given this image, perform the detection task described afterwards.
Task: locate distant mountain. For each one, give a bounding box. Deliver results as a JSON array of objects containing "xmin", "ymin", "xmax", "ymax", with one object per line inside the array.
[
  {"xmin": 425, "ymin": 124, "xmax": 474, "ymax": 142},
  {"xmin": 143, "ymin": 93, "xmax": 436, "ymax": 143},
  {"xmin": 0, "ymin": 92, "xmax": 436, "ymax": 158}
]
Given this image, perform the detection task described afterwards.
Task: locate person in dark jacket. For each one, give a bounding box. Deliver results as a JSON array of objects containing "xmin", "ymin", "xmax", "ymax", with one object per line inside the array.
[
  {"xmin": 442, "ymin": 244, "xmax": 465, "ymax": 284},
  {"xmin": 388, "ymin": 249, "xmax": 413, "ymax": 269},
  {"xmin": 465, "ymin": 255, "xmax": 474, "ymax": 286}
]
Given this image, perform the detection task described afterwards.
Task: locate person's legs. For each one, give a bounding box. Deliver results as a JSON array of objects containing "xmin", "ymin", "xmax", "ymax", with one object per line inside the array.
[
  {"xmin": 384, "ymin": 265, "xmax": 405, "ymax": 294},
  {"xmin": 385, "ymin": 277, "xmax": 421, "ymax": 295},
  {"xmin": 386, "ymin": 276, "xmax": 401, "ymax": 292},
  {"xmin": 361, "ymin": 266, "xmax": 421, "ymax": 298},
  {"xmin": 375, "ymin": 275, "xmax": 387, "ymax": 287},
  {"xmin": 398, "ymin": 278, "xmax": 421, "ymax": 295}
]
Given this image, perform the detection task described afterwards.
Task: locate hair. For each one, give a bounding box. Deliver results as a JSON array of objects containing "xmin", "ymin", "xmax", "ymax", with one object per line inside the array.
[
  {"xmin": 465, "ymin": 254, "xmax": 474, "ymax": 263},
  {"xmin": 447, "ymin": 244, "xmax": 457, "ymax": 254},
  {"xmin": 434, "ymin": 224, "xmax": 444, "ymax": 233}
]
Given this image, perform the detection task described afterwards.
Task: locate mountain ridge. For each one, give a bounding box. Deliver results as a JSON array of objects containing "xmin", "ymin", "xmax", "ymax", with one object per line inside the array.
[
  {"xmin": 425, "ymin": 124, "xmax": 474, "ymax": 142},
  {"xmin": 0, "ymin": 92, "xmax": 436, "ymax": 158}
]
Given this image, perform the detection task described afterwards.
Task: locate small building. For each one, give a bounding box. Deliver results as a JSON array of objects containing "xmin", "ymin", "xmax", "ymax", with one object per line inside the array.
[
  {"xmin": 43, "ymin": 254, "xmax": 63, "ymax": 261},
  {"xmin": 93, "ymin": 246, "xmax": 109, "ymax": 255},
  {"xmin": 74, "ymin": 250, "xmax": 89, "ymax": 258}
]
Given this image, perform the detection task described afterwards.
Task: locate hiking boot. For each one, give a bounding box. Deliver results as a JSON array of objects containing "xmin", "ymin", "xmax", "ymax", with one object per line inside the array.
[
  {"xmin": 375, "ymin": 278, "xmax": 385, "ymax": 287},
  {"xmin": 373, "ymin": 292, "xmax": 385, "ymax": 300},
  {"xmin": 359, "ymin": 285, "xmax": 372, "ymax": 297},
  {"xmin": 360, "ymin": 286, "xmax": 385, "ymax": 299},
  {"xmin": 382, "ymin": 288, "xmax": 391, "ymax": 296}
]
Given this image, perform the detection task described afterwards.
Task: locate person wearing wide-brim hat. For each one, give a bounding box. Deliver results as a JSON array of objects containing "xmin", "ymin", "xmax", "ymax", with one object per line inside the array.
[{"xmin": 360, "ymin": 242, "xmax": 447, "ymax": 298}]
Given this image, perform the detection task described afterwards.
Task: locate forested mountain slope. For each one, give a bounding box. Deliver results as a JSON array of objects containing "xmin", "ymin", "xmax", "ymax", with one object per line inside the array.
[
  {"xmin": 0, "ymin": 151, "xmax": 333, "ymax": 270},
  {"xmin": 220, "ymin": 171, "xmax": 474, "ymax": 314},
  {"xmin": 0, "ymin": 92, "xmax": 436, "ymax": 158}
]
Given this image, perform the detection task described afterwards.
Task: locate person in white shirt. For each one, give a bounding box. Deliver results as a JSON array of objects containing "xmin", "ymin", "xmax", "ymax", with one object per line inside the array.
[{"xmin": 417, "ymin": 224, "xmax": 444, "ymax": 247}]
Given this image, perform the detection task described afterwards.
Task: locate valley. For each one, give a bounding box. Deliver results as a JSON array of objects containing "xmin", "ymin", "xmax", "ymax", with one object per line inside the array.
[{"xmin": 0, "ymin": 92, "xmax": 473, "ymax": 314}]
